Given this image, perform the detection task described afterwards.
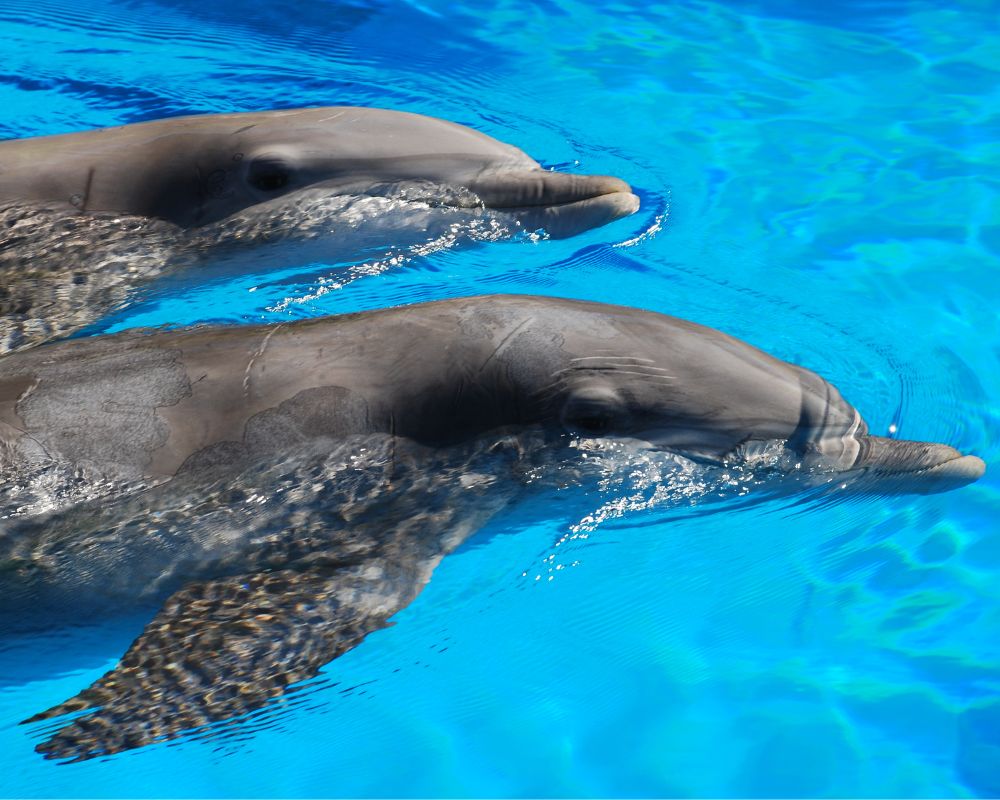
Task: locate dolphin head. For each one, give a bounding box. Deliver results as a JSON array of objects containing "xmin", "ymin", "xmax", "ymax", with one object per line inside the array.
[
  {"xmin": 462, "ymin": 296, "xmax": 985, "ymax": 495},
  {"xmin": 216, "ymin": 108, "xmax": 639, "ymax": 237},
  {"xmin": 11, "ymin": 107, "xmax": 638, "ymax": 237}
]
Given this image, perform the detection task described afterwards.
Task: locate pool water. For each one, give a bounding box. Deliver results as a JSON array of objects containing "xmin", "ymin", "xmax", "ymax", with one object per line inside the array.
[{"xmin": 1, "ymin": 0, "xmax": 998, "ymax": 796}]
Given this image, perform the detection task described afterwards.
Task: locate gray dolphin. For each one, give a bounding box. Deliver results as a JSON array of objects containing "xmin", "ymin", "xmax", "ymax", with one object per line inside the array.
[
  {"xmin": 0, "ymin": 108, "xmax": 639, "ymax": 353},
  {"xmin": 0, "ymin": 295, "xmax": 983, "ymax": 760}
]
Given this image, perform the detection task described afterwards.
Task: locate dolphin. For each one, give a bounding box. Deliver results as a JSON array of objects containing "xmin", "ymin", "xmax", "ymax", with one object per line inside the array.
[
  {"xmin": 0, "ymin": 295, "xmax": 983, "ymax": 760},
  {"xmin": 0, "ymin": 108, "xmax": 639, "ymax": 353}
]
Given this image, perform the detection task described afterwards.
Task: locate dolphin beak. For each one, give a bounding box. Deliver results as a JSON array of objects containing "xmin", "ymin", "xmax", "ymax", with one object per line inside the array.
[
  {"xmin": 471, "ymin": 170, "xmax": 641, "ymax": 238},
  {"xmin": 852, "ymin": 435, "xmax": 986, "ymax": 494}
]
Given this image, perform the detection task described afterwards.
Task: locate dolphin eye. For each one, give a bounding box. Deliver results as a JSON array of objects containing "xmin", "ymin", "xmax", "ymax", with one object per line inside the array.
[
  {"xmin": 561, "ymin": 386, "xmax": 626, "ymax": 437},
  {"xmin": 248, "ymin": 159, "xmax": 291, "ymax": 192}
]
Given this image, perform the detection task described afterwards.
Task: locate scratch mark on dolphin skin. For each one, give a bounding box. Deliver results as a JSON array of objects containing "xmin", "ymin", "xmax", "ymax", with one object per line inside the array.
[
  {"xmin": 556, "ymin": 359, "xmax": 675, "ymax": 377},
  {"xmin": 316, "ymin": 111, "xmax": 347, "ymax": 125},
  {"xmin": 82, "ymin": 167, "xmax": 95, "ymax": 212},
  {"xmin": 572, "ymin": 370, "xmax": 676, "ymax": 381},
  {"xmin": 550, "ymin": 369, "xmax": 676, "ymax": 382},
  {"xmin": 529, "ymin": 364, "xmax": 676, "ymax": 407},
  {"xmin": 232, "ymin": 125, "xmax": 257, "ymax": 135},
  {"xmin": 2, "ymin": 393, "xmax": 53, "ymax": 462},
  {"xmin": 0, "ymin": 417, "xmax": 29, "ymax": 439},
  {"xmin": 69, "ymin": 167, "xmax": 96, "ymax": 211},
  {"xmin": 477, "ymin": 317, "xmax": 533, "ymax": 375},
  {"xmin": 15, "ymin": 377, "xmax": 40, "ymax": 407},
  {"xmin": 388, "ymin": 411, "xmax": 397, "ymax": 486},
  {"xmin": 242, "ymin": 325, "xmax": 285, "ymax": 400},
  {"xmin": 569, "ymin": 355, "xmax": 657, "ymax": 364}
]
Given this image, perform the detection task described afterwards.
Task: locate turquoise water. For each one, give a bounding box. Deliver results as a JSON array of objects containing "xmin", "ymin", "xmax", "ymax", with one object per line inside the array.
[{"xmin": 1, "ymin": 0, "xmax": 998, "ymax": 796}]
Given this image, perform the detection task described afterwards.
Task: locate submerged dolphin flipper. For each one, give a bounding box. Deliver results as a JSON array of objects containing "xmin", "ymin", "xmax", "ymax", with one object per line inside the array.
[
  {"xmin": 18, "ymin": 430, "xmax": 522, "ymax": 762},
  {"xmin": 26, "ymin": 559, "xmax": 428, "ymax": 761}
]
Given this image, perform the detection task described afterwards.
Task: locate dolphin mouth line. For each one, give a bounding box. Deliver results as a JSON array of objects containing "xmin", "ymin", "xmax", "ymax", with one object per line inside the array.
[
  {"xmin": 473, "ymin": 172, "xmax": 636, "ymax": 210},
  {"xmin": 487, "ymin": 187, "xmax": 636, "ymax": 212},
  {"xmin": 322, "ymin": 171, "xmax": 638, "ymax": 213},
  {"xmin": 872, "ymin": 452, "xmax": 960, "ymax": 476}
]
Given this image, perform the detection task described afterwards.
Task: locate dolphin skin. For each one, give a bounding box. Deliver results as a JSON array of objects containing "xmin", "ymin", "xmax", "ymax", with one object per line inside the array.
[
  {"xmin": 0, "ymin": 295, "xmax": 982, "ymax": 761},
  {"xmin": 0, "ymin": 108, "xmax": 640, "ymax": 353}
]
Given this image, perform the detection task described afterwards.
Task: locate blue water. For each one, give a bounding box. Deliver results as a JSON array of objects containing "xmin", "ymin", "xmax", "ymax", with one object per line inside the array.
[{"xmin": 1, "ymin": 0, "xmax": 998, "ymax": 796}]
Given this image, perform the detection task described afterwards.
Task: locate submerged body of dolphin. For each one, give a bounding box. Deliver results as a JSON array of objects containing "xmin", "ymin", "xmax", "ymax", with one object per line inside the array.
[
  {"xmin": 0, "ymin": 108, "xmax": 639, "ymax": 353},
  {"xmin": 0, "ymin": 295, "xmax": 983, "ymax": 760}
]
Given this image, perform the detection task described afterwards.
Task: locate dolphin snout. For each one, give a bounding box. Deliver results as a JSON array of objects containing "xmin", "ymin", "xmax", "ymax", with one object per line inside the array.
[
  {"xmin": 472, "ymin": 170, "xmax": 640, "ymax": 238},
  {"xmin": 472, "ymin": 170, "xmax": 633, "ymax": 209},
  {"xmin": 854, "ymin": 435, "xmax": 985, "ymax": 494}
]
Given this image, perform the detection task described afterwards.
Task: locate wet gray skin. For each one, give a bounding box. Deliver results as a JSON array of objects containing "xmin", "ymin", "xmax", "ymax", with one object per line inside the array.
[
  {"xmin": 0, "ymin": 295, "xmax": 983, "ymax": 761},
  {"xmin": 0, "ymin": 107, "xmax": 640, "ymax": 353}
]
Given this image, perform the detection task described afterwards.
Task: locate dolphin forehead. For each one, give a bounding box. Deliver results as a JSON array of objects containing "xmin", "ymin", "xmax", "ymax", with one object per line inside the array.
[
  {"xmin": 2, "ymin": 107, "xmax": 539, "ymax": 181},
  {"xmin": 464, "ymin": 296, "xmax": 860, "ymax": 449},
  {"xmin": 234, "ymin": 107, "xmax": 537, "ymax": 165},
  {"xmin": 2, "ymin": 107, "xmax": 531, "ymax": 162}
]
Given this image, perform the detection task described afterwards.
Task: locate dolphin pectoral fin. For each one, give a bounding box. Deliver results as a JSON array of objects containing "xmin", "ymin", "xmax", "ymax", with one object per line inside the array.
[{"xmin": 24, "ymin": 561, "xmax": 426, "ymax": 762}]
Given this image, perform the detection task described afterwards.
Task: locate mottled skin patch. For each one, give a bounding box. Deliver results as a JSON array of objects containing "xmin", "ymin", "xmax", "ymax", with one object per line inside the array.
[{"xmin": 15, "ymin": 347, "xmax": 191, "ymax": 479}]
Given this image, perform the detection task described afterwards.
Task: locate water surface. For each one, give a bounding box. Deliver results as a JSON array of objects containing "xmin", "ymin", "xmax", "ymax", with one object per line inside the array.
[{"xmin": 0, "ymin": 0, "xmax": 997, "ymax": 796}]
